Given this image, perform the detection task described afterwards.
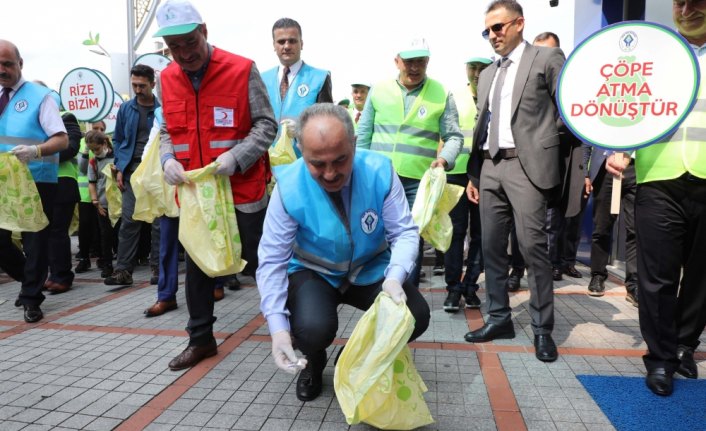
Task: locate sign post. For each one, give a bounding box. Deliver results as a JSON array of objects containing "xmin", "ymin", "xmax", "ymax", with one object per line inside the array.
[{"xmin": 557, "ymin": 21, "xmax": 700, "ymax": 213}]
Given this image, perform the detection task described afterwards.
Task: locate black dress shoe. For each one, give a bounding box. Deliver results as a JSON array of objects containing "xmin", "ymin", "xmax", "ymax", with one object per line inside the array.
[
  {"xmin": 168, "ymin": 340, "xmax": 218, "ymax": 371},
  {"xmin": 14, "ymin": 297, "xmax": 21, "ymax": 307},
  {"xmin": 646, "ymin": 368, "xmax": 673, "ymax": 396},
  {"xmin": 534, "ymin": 334, "xmax": 558, "ymax": 362},
  {"xmin": 677, "ymin": 345, "xmax": 698, "ymax": 379},
  {"xmin": 588, "ymin": 274, "xmax": 606, "ymax": 297},
  {"xmin": 563, "ymin": 265, "xmax": 582, "ymax": 278},
  {"xmin": 465, "ymin": 322, "xmax": 515, "ymax": 343},
  {"xmin": 23, "ymin": 304, "xmax": 43, "ymax": 323},
  {"xmin": 552, "ymin": 267, "xmax": 563, "ymax": 281},
  {"xmin": 296, "ymin": 350, "xmax": 326, "ymax": 401},
  {"xmin": 506, "ymin": 269, "xmax": 523, "ymax": 292}
]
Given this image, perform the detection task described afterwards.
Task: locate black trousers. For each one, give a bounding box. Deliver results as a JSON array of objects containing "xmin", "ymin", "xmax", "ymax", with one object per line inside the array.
[
  {"xmin": 97, "ymin": 212, "xmax": 115, "ymax": 268},
  {"xmin": 48, "ymin": 200, "xmax": 77, "ymax": 285},
  {"xmin": 546, "ymin": 207, "xmax": 582, "ymax": 269},
  {"xmin": 590, "ymin": 163, "xmax": 637, "ymax": 289},
  {"xmin": 636, "ymin": 174, "xmax": 706, "ymax": 372},
  {"xmin": 444, "ymin": 173, "xmax": 483, "ymax": 293},
  {"xmin": 184, "ymin": 206, "xmax": 265, "ymax": 346},
  {"xmin": 0, "ymin": 183, "xmax": 56, "ymax": 306},
  {"xmin": 287, "ymin": 269, "xmax": 430, "ymax": 356},
  {"xmin": 77, "ymin": 201, "xmax": 100, "ymax": 260}
]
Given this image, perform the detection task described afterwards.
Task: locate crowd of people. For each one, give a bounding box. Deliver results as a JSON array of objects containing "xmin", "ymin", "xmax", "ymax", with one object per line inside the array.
[{"xmin": 0, "ymin": 0, "xmax": 704, "ymax": 402}]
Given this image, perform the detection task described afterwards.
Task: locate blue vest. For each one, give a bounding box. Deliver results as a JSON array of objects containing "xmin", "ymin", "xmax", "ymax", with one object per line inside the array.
[
  {"xmin": 0, "ymin": 82, "xmax": 57, "ymax": 183},
  {"xmin": 262, "ymin": 63, "xmax": 329, "ymax": 158},
  {"xmin": 276, "ymin": 149, "xmax": 393, "ymax": 287}
]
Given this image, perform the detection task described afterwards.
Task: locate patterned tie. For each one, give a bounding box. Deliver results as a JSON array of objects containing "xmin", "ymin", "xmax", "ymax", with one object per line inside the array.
[
  {"xmin": 0, "ymin": 87, "xmax": 11, "ymax": 116},
  {"xmin": 354, "ymin": 111, "xmax": 361, "ymax": 124},
  {"xmin": 280, "ymin": 66, "xmax": 290, "ymax": 100},
  {"xmin": 328, "ymin": 191, "xmax": 348, "ymax": 225},
  {"xmin": 488, "ymin": 58, "xmax": 511, "ymax": 158}
]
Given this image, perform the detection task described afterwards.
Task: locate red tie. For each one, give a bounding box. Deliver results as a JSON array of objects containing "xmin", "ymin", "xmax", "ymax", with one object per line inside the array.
[
  {"xmin": 280, "ymin": 67, "xmax": 290, "ymax": 100},
  {"xmin": 355, "ymin": 111, "xmax": 361, "ymax": 124},
  {"xmin": 0, "ymin": 87, "xmax": 11, "ymax": 116}
]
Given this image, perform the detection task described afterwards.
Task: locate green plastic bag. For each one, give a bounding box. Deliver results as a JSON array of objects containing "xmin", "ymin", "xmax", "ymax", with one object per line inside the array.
[
  {"xmin": 267, "ymin": 122, "xmax": 297, "ymax": 195},
  {"xmin": 334, "ymin": 293, "xmax": 434, "ymax": 430},
  {"xmin": 411, "ymin": 167, "xmax": 464, "ymax": 252},
  {"xmin": 178, "ymin": 162, "xmax": 246, "ymax": 277},
  {"xmin": 102, "ymin": 163, "xmax": 122, "ymax": 227},
  {"xmin": 132, "ymin": 134, "xmax": 179, "ymax": 223},
  {"xmin": 0, "ymin": 153, "xmax": 49, "ymax": 232}
]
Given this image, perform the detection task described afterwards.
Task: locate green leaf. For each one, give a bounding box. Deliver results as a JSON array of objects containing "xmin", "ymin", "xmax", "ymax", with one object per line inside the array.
[
  {"xmin": 82, "ymin": 40, "xmax": 94, "ymax": 46},
  {"xmin": 89, "ymin": 31, "xmax": 93, "ymax": 40},
  {"xmin": 95, "ymin": 33, "xmax": 100, "ymax": 43}
]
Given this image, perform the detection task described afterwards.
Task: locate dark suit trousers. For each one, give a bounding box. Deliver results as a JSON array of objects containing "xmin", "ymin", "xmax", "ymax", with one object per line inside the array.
[
  {"xmin": 287, "ymin": 269, "xmax": 430, "ymax": 356},
  {"xmin": 444, "ymin": 173, "xmax": 483, "ymax": 293},
  {"xmin": 546, "ymin": 207, "xmax": 582, "ymax": 268},
  {"xmin": 590, "ymin": 163, "xmax": 637, "ymax": 289},
  {"xmin": 184, "ymin": 206, "xmax": 265, "ymax": 346},
  {"xmin": 1, "ymin": 183, "xmax": 57, "ymax": 289},
  {"xmin": 480, "ymin": 158, "xmax": 554, "ymax": 334},
  {"xmin": 636, "ymin": 175, "xmax": 706, "ymax": 372},
  {"xmin": 48, "ymin": 177, "xmax": 79, "ymax": 285}
]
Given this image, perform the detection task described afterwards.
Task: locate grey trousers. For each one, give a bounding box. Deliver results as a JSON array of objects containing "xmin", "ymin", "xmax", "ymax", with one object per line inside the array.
[
  {"xmin": 115, "ymin": 178, "xmax": 160, "ymax": 272},
  {"xmin": 479, "ymin": 157, "xmax": 554, "ymax": 334}
]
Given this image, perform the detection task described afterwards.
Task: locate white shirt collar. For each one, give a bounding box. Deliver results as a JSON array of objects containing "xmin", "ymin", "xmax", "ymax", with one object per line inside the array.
[{"xmin": 280, "ymin": 59, "xmax": 303, "ymax": 80}]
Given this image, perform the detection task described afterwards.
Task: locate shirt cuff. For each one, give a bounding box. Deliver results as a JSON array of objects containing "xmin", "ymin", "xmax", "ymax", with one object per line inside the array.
[
  {"xmin": 267, "ymin": 313, "xmax": 290, "ymax": 335},
  {"xmin": 160, "ymin": 153, "xmax": 176, "ymax": 169},
  {"xmin": 385, "ymin": 265, "xmax": 408, "ymax": 285}
]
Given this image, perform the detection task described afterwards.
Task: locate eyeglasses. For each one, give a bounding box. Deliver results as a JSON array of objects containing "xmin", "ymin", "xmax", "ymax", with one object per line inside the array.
[{"xmin": 481, "ymin": 17, "xmax": 520, "ymax": 39}]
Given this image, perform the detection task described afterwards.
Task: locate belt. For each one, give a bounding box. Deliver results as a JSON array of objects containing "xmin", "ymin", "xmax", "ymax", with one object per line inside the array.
[{"xmin": 483, "ymin": 148, "xmax": 518, "ymax": 160}]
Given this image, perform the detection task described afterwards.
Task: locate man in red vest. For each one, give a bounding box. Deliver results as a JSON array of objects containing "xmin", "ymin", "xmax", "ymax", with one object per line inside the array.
[{"xmin": 154, "ymin": 0, "xmax": 277, "ymax": 371}]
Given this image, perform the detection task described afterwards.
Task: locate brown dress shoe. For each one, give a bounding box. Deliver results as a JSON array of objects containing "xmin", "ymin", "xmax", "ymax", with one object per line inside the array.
[
  {"xmin": 144, "ymin": 300, "xmax": 178, "ymax": 318},
  {"xmin": 214, "ymin": 287, "xmax": 225, "ymax": 301},
  {"xmin": 47, "ymin": 282, "xmax": 71, "ymax": 294},
  {"xmin": 168, "ymin": 340, "xmax": 218, "ymax": 371}
]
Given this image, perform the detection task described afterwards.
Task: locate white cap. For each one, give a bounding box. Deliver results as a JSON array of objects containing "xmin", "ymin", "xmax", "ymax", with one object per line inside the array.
[
  {"xmin": 399, "ymin": 37, "xmax": 430, "ymax": 59},
  {"xmin": 154, "ymin": 0, "xmax": 203, "ymax": 37}
]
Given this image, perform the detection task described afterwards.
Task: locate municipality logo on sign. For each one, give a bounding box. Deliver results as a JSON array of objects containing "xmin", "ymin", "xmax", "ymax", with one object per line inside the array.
[{"xmin": 619, "ymin": 31, "xmax": 638, "ymax": 52}]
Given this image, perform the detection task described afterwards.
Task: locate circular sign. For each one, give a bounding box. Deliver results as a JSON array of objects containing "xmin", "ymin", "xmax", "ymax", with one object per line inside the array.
[
  {"xmin": 557, "ymin": 21, "xmax": 700, "ymax": 151},
  {"xmin": 59, "ymin": 67, "xmax": 109, "ymax": 122},
  {"xmin": 103, "ymin": 92, "xmax": 125, "ymax": 135},
  {"xmin": 133, "ymin": 53, "xmax": 172, "ymax": 73},
  {"xmin": 89, "ymin": 69, "xmax": 115, "ymax": 123}
]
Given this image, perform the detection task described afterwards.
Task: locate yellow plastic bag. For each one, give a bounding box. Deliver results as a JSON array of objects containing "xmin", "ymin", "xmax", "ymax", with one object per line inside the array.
[
  {"xmin": 334, "ymin": 293, "xmax": 434, "ymax": 430},
  {"xmin": 132, "ymin": 134, "xmax": 179, "ymax": 222},
  {"xmin": 178, "ymin": 162, "xmax": 246, "ymax": 277},
  {"xmin": 411, "ymin": 167, "xmax": 464, "ymax": 252},
  {"xmin": 68, "ymin": 203, "xmax": 79, "ymax": 235},
  {"xmin": 267, "ymin": 122, "xmax": 298, "ymax": 195},
  {"xmin": 102, "ymin": 163, "xmax": 122, "ymax": 227},
  {"xmin": 0, "ymin": 153, "xmax": 49, "ymax": 232}
]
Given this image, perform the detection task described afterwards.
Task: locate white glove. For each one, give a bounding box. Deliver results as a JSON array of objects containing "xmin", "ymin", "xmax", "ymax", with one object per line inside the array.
[
  {"xmin": 163, "ymin": 158, "xmax": 187, "ymax": 185},
  {"xmin": 10, "ymin": 145, "xmax": 38, "ymax": 163},
  {"xmin": 271, "ymin": 330, "xmax": 307, "ymax": 374},
  {"xmin": 382, "ymin": 278, "xmax": 407, "ymax": 304},
  {"xmin": 214, "ymin": 151, "xmax": 237, "ymax": 176},
  {"xmin": 280, "ymin": 119, "xmax": 296, "ymax": 139}
]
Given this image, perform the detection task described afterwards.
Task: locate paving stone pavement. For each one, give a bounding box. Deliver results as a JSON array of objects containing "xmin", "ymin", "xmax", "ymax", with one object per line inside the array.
[{"xmin": 0, "ymin": 249, "xmax": 704, "ymax": 430}]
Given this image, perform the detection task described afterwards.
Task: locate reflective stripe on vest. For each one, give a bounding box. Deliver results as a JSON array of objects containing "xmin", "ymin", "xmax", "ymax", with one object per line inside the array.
[
  {"xmin": 370, "ymin": 78, "xmax": 447, "ymax": 179},
  {"xmin": 448, "ymin": 86, "xmax": 477, "ymax": 174},
  {"xmin": 636, "ymin": 58, "xmax": 706, "ymax": 183}
]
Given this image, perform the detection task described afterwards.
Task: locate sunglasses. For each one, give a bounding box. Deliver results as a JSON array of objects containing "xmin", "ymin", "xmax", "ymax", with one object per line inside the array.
[{"xmin": 482, "ymin": 17, "xmax": 520, "ymax": 39}]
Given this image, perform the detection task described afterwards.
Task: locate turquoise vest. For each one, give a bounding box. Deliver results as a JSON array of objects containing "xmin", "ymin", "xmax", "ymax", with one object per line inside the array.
[
  {"xmin": 276, "ymin": 149, "xmax": 393, "ymax": 287},
  {"xmin": 262, "ymin": 63, "xmax": 329, "ymax": 158},
  {"xmin": 0, "ymin": 82, "xmax": 57, "ymax": 183}
]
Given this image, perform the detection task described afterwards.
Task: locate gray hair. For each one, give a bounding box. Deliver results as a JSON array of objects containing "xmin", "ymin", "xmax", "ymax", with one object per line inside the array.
[{"xmin": 295, "ymin": 104, "xmax": 355, "ymax": 147}]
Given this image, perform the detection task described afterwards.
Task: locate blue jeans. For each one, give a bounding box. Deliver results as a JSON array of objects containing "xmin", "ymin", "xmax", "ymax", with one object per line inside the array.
[{"xmin": 157, "ymin": 216, "xmax": 179, "ymax": 301}]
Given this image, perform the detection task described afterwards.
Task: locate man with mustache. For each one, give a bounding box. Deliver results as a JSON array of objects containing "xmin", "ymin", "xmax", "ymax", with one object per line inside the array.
[
  {"xmin": 0, "ymin": 39, "xmax": 69, "ymax": 323},
  {"xmin": 356, "ymin": 36, "xmax": 463, "ymax": 288},
  {"xmin": 257, "ymin": 104, "xmax": 429, "ymax": 402}
]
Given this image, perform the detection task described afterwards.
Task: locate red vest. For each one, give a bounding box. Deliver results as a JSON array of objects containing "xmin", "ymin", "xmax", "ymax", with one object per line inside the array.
[{"xmin": 161, "ymin": 47, "xmax": 269, "ymax": 204}]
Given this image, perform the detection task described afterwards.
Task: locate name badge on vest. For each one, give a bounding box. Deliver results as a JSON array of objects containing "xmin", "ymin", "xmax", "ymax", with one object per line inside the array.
[
  {"xmin": 297, "ymin": 84, "xmax": 310, "ymax": 98},
  {"xmin": 418, "ymin": 105, "xmax": 427, "ymax": 119},
  {"xmin": 214, "ymin": 107, "xmax": 234, "ymax": 127}
]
